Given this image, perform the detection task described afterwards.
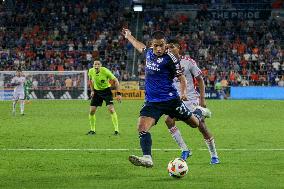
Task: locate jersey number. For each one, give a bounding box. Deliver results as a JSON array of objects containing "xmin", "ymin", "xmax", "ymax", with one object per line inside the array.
[{"xmin": 176, "ymin": 103, "xmax": 191, "ymax": 116}]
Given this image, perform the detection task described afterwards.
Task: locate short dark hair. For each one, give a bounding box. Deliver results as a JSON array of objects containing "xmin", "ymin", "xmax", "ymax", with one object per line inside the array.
[
  {"xmin": 151, "ymin": 30, "xmax": 165, "ymax": 40},
  {"xmin": 167, "ymin": 39, "xmax": 180, "ymax": 46}
]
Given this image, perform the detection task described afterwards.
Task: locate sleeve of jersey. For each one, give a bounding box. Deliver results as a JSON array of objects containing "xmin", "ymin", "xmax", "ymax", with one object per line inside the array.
[
  {"xmin": 189, "ymin": 59, "xmax": 202, "ymax": 77},
  {"xmin": 168, "ymin": 52, "xmax": 183, "ymax": 77},
  {"xmin": 142, "ymin": 47, "xmax": 148, "ymax": 57},
  {"xmin": 105, "ymin": 68, "xmax": 116, "ymax": 80}
]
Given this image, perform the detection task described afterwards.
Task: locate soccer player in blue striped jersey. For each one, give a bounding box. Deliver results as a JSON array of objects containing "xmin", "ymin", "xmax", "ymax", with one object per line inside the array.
[{"xmin": 122, "ymin": 28, "xmax": 209, "ymax": 168}]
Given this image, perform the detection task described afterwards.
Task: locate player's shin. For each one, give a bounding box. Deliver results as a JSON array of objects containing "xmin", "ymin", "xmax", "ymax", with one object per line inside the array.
[
  {"xmin": 89, "ymin": 114, "xmax": 96, "ymax": 132},
  {"xmin": 205, "ymin": 137, "xmax": 218, "ymax": 158},
  {"xmin": 12, "ymin": 101, "xmax": 16, "ymax": 114},
  {"xmin": 185, "ymin": 115, "xmax": 199, "ymax": 128},
  {"xmin": 168, "ymin": 125, "xmax": 189, "ymax": 152},
  {"xmin": 111, "ymin": 112, "xmax": 119, "ymax": 132},
  {"xmin": 20, "ymin": 100, "xmax": 24, "ymax": 114},
  {"xmin": 139, "ymin": 131, "xmax": 152, "ymax": 159}
]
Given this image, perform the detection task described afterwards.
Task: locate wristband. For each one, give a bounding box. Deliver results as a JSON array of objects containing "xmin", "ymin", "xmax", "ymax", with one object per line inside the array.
[{"xmin": 117, "ymin": 92, "xmax": 121, "ymax": 95}]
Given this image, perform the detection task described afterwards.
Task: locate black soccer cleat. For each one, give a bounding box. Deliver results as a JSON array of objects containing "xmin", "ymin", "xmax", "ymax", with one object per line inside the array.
[
  {"xmin": 114, "ymin": 131, "xmax": 119, "ymax": 135},
  {"xmin": 86, "ymin": 130, "xmax": 96, "ymax": 135}
]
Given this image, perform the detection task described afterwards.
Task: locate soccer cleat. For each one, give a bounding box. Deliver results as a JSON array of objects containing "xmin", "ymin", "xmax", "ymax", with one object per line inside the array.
[
  {"xmin": 114, "ymin": 131, "xmax": 119, "ymax": 135},
  {"xmin": 181, "ymin": 150, "xmax": 192, "ymax": 161},
  {"xmin": 128, "ymin": 155, "xmax": 153, "ymax": 168},
  {"xmin": 210, "ymin": 157, "xmax": 220, "ymax": 165},
  {"xmin": 86, "ymin": 130, "xmax": 96, "ymax": 135},
  {"xmin": 12, "ymin": 111, "xmax": 15, "ymax": 116},
  {"xmin": 196, "ymin": 106, "xmax": 212, "ymax": 118}
]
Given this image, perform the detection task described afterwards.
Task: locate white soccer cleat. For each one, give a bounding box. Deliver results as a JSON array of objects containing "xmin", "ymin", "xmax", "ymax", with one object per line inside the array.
[
  {"xmin": 196, "ymin": 106, "xmax": 212, "ymax": 118},
  {"xmin": 128, "ymin": 155, "xmax": 153, "ymax": 168}
]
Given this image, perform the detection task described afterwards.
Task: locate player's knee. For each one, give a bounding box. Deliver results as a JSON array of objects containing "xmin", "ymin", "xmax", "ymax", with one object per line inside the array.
[
  {"xmin": 137, "ymin": 123, "xmax": 145, "ymax": 132},
  {"xmin": 198, "ymin": 121, "xmax": 208, "ymax": 133},
  {"xmin": 137, "ymin": 116, "xmax": 155, "ymax": 132},
  {"xmin": 89, "ymin": 106, "xmax": 97, "ymax": 114},
  {"xmin": 108, "ymin": 107, "xmax": 115, "ymax": 113},
  {"xmin": 165, "ymin": 117, "xmax": 174, "ymax": 129},
  {"xmin": 137, "ymin": 122, "xmax": 149, "ymax": 132},
  {"xmin": 185, "ymin": 118, "xmax": 198, "ymax": 128},
  {"xmin": 89, "ymin": 109, "xmax": 96, "ymax": 115}
]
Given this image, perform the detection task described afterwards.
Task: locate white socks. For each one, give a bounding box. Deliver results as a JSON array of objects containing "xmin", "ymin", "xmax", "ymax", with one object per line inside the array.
[
  {"xmin": 20, "ymin": 100, "xmax": 25, "ymax": 114},
  {"xmin": 169, "ymin": 126, "xmax": 189, "ymax": 152},
  {"xmin": 169, "ymin": 126, "xmax": 218, "ymax": 159},
  {"xmin": 13, "ymin": 101, "xmax": 25, "ymax": 115},
  {"xmin": 143, "ymin": 155, "xmax": 152, "ymax": 160},
  {"xmin": 205, "ymin": 137, "xmax": 218, "ymax": 158},
  {"xmin": 12, "ymin": 101, "xmax": 16, "ymax": 113}
]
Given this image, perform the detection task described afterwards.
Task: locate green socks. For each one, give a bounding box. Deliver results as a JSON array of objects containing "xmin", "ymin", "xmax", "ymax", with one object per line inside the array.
[
  {"xmin": 89, "ymin": 114, "xmax": 96, "ymax": 131},
  {"xmin": 89, "ymin": 112, "xmax": 118, "ymax": 132},
  {"xmin": 111, "ymin": 112, "xmax": 119, "ymax": 132}
]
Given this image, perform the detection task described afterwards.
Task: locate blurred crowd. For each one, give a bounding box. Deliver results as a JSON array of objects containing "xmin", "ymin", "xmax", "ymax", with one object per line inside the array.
[
  {"xmin": 0, "ymin": 0, "xmax": 131, "ymax": 80},
  {"xmin": 139, "ymin": 9, "xmax": 283, "ymax": 87},
  {"xmin": 0, "ymin": 0, "xmax": 283, "ymax": 88}
]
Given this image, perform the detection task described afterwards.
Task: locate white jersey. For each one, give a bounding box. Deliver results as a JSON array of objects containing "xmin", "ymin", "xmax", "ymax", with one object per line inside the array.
[
  {"xmin": 174, "ymin": 56, "xmax": 202, "ymax": 101},
  {"xmin": 11, "ymin": 76, "xmax": 26, "ymax": 93}
]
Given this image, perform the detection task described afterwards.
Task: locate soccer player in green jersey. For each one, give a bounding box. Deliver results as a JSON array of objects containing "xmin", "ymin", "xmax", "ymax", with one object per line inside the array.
[
  {"xmin": 87, "ymin": 60, "xmax": 122, "ymax": 135},
  {"xmin": 24, "ymin": 76, "xmax": 33, "ymax": 104}
]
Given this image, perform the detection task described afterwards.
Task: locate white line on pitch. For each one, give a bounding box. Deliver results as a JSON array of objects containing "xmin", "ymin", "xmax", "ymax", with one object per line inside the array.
[{"xmin": 1, "ymin": 148, "xmax": 284, "ymax": 151}]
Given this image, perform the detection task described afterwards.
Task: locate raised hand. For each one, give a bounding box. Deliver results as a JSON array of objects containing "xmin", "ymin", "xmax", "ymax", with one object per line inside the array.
[{"xmin": 121, "ymin": 28, "xmax": 132, "ymax": 39}]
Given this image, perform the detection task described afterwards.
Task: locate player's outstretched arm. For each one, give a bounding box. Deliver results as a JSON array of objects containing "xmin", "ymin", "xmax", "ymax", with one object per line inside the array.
[{"xmin": 122, "ymin": 28, "xmax": 146, "ymax": 53}]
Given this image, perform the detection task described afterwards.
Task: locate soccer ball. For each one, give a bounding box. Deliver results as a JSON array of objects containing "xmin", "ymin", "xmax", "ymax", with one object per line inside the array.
[{"xmin": 167, "ymin": 158, "xmax": 189, "ymax": 178}]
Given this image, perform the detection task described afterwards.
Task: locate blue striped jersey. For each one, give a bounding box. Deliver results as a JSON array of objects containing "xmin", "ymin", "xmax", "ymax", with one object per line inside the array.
[{"xmin": 144, "ymin": 48, "xmax": 183, "ymax": 102}]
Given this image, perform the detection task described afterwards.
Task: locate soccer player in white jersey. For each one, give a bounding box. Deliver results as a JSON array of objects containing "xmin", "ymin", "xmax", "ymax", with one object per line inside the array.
[
  {"xmin": 165, "ymin": 39, "xmax": 220, "ymax": 164},
  {"xmin": 11, "ymin": 70, "xmax": 26, "ymax": 115}
]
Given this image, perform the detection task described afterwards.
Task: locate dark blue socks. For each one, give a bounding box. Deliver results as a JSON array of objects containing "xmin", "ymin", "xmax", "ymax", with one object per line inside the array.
[{"xmin": 139, "ymin": 131, "xmax": 152, "ymax": 156}]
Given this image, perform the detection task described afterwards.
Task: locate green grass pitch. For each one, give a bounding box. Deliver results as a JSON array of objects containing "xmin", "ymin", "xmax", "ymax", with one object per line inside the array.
[{"xmin": 0, "ymin": 100, "xmax": 284, "ymax": 189}]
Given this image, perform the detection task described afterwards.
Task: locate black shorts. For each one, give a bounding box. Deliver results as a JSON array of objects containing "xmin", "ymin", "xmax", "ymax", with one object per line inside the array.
[
  {"xmin": 90, "ymin": 88, "xmax": 113, "ymax": 107},
  {"xmin": 140, "ymin": 98, "xmax": 192, "ymax": 124}
]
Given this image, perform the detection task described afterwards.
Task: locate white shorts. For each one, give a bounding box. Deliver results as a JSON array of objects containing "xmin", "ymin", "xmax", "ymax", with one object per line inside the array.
[
  {"xmin": 182, "ymin": 98, "xmax": 199, "ymax": 112},
  {"xmin": 13, "ymin": 91, "xmax": 25, "ymax": 100}
]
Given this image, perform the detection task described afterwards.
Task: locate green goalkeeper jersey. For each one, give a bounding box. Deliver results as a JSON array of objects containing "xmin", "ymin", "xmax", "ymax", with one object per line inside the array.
[
  {"xmin": 88, "ymin": 67, "xmax": 116, "ymax": 90},
  {"xmin": 24, "ymin": 79, "xmax": 33, "ymax": 91}
]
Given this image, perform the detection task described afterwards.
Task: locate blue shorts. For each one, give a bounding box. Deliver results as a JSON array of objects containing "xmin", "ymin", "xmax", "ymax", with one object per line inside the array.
[{"xmin": 140, "ymin": 98, "xmax": 192, "ymax": 124}]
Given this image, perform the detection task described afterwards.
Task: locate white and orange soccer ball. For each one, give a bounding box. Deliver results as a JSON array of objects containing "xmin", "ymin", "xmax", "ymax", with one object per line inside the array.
[{"xmin": 167, "ymin": 158, "xmax": 189, "ymax": 178}]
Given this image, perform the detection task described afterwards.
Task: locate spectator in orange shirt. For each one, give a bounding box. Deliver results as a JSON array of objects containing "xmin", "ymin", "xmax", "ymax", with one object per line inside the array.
[
  {"xmin": 229, "ymin": 70, "xmax": 236, "ymax": 82},
  {"xmin": 250, "ymin": 71, "xmax": 259, "ymax": 85},
  {"xmin": 237, "ymin": 42, "xmax": 246, "ymax": 55}
]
